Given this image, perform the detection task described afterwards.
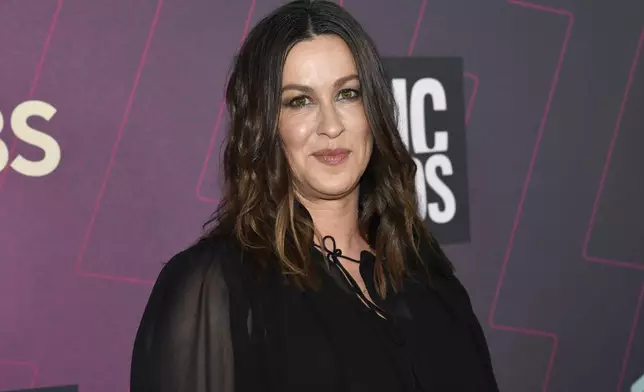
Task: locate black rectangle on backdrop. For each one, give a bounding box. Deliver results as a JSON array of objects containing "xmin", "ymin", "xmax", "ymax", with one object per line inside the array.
[{"xmin": 383, "ymin": 57, "xmax": 470, "ymax": 244}]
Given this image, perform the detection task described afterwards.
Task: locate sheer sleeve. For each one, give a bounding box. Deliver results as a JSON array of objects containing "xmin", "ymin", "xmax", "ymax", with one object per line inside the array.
[{"xmin": 130, "ymin": 239, "xmax": 261, "ymax": 392}]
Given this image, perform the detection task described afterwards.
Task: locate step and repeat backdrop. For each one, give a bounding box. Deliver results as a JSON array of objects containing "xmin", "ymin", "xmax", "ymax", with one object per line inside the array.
[{"xmin": 1, "ymin": 0, "xmax": 643, "ymax": 391}]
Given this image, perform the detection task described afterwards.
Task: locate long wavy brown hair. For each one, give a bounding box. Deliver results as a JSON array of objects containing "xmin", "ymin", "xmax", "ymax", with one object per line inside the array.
[{"xmin": 200, "ymin": 0, "xmax": 452, "ymax": 297}]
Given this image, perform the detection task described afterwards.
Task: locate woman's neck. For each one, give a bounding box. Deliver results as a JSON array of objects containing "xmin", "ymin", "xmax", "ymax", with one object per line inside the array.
[{"xmin": 297, "ymin": 191, "xmax": 364, "ymax": 253}]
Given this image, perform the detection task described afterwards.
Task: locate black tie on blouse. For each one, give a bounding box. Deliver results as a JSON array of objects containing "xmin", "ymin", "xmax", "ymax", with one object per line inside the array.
[
  {"xmin": 313, "ymin": 235, "xmax": 389, "ymax": 318},
  {"xmin": 313, "ymin": 235, "xmax": 413, "ymax": 350}
]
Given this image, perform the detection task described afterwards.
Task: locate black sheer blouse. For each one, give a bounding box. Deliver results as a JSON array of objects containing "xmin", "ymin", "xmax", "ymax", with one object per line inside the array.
[{"xmin": 130, "ymin": 233, "xmax": 499, "ymax": 391}]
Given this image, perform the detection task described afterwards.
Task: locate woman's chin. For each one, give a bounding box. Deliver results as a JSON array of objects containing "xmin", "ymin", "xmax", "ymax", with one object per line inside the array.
[{"xmin": 311, "ymin": 183, "xmax": 359, "ymax": 200}]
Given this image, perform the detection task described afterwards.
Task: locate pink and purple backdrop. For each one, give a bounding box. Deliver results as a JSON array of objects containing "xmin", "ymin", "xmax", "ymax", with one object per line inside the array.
[{"xmin": 1, "ymin": 0, "xmax": 643, "ymax": 391}]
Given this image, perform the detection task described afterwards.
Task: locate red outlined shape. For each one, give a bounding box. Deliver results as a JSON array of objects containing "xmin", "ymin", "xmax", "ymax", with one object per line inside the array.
[
  {"xmin": 194, "ymin": 0, "xmax": 257, "ymax": 204},
  {"xmin": 487, "ymin": 2, "xmax": 574, "ymax": 392},
  {"xmin": 616, "ymin": 283, "xmax": 644, "ymax": 392},
  {"xmin": 76, "ymin": 0, "xmax": 257, "ymax": 285},
  {"xmin": 74, "ymin": 0, "xmax": 164, "ymax": 285},
  {"xmin": 405, "ymin": 0, "xmax": 480, "ymax": 127},
  {"xmin": 407, "ymin": 0, "xmax": 427, "ymax": 57},
  {"xmin": 0, "ymin": 360, "xmax": 38, "ymax": 389},
  {"xmin": 464, "ymin": 72, "xmax": 479, "ymax": 126},
  {"xmin": 0, "ymin": 0, "xmax": 64, "ymax": 193},
  {"xmin": 582, "ymin": 28, "xmax": 644, "ymax": 271}
]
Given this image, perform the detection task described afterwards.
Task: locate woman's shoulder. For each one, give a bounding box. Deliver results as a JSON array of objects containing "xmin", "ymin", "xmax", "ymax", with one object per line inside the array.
[
  {"xmin": 412, "ymin": 233, "xmax": 455, "ymax": 279},
  {"xmin": 167, "ymin": 233, "xmax": 239, "ymax": 266},
  {"xmin": 408, "ymin": 235, "xmax": 476, "ymax": 312},
  {"xmin": 153, "ymin": 233, "xmax": 246, "ymax": 295}
]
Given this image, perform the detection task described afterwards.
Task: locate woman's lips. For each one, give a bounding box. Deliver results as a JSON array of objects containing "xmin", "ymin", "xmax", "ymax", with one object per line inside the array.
[{"xmin": 312, "ymin": 148, "xmax": 351, "ymax": 166}]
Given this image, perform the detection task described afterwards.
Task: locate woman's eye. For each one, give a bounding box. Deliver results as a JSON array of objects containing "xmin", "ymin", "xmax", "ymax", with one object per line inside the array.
[
  {"xmin": 338, "ymin": 88, "xmax": 360, "ymax": 100},
  {"xmin": 287, "ymin": 96, "xmax": 311, "ymax": 108}
]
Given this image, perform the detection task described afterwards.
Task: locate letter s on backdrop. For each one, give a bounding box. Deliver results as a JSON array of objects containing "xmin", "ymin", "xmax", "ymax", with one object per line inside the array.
[{"xmin": 0, "ymin": 100, "xmax": 60, "ymax": 177}]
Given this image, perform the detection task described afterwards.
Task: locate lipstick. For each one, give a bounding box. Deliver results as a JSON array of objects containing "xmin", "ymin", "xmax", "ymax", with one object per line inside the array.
[{"xmin": 312, "ymin": 148, "xmax": 350, "ymax": 166}]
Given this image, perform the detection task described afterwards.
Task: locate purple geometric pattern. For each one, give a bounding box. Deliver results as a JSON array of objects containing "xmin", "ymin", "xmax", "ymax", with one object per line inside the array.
[
  {"xmin": 0, "ymin": 1, "xmax": 642, "ymax": 391},
  {"xmin": 76, "ymin": 0, "xmax": 256, "ymax": 284},
  {"xmin": 582, "ymin": 28, "xmax": 644, "ymax": 271},
  {"xmin": 487, "ymin": 2, "xmax": 573, "ymax": 391},
  {"xmin": 583, "ymin": 28, "xmax": 644, "ymax": 392}
]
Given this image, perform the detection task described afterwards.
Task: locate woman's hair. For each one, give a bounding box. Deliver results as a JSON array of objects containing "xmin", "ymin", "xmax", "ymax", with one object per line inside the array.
[{"xmin": 201, "ymin": 0, "xmax": 452, "ymax": 296}]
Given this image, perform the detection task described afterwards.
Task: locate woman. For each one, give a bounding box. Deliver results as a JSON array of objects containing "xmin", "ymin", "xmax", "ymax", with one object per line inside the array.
[{"xmin": 130, "ymin": 0, "xmax": 499, "ymax": 391}]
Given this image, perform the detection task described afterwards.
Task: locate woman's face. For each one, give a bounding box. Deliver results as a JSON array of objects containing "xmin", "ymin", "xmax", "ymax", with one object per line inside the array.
[{"xmin": 278, "ymin": 34, "xmax": 373, "ymax": 201}]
